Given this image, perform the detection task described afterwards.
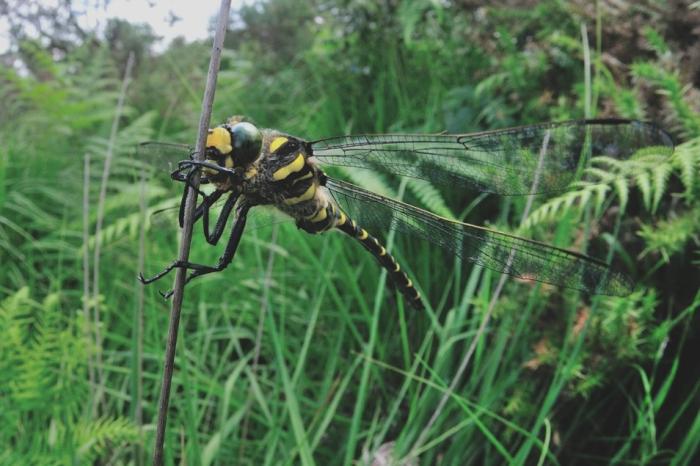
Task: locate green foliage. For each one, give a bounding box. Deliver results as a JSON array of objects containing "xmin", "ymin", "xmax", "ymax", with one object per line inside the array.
[
  {"xmin": 638, "ymin": 206, "xmax": 700, "ymax": 262},
  {"xmin": 554, "ymin": 291, "xmax": 663, "ymax": 396},
  {"xmin": 0, "ymin": 288, "xmax": 139, "ymax": 463},
  {"xmin": 1, "ymin": 0, "xmax": 699, "ymax": 465},
  {"xmin": 523, "ymin": 138, "xmax": 699, "ymax": 230},
  {"xmin": 633, "ymin": 61, "xmax": 700, "ymax": 137}
]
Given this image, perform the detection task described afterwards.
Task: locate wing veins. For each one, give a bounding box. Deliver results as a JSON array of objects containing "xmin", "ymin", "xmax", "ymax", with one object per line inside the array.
[
  {"xmin": 312, "ymin": 119, "xmax": 673, "ymax": 196},
  {"xmin": 325, "ymin": 178, "xmax": 628, "ymax": 295}
]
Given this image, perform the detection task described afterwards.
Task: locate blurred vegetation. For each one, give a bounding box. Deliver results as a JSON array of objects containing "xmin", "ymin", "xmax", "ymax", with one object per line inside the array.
[{"xmin": 1, "ymin": 0, "xmax": 699, "ymax": 465}]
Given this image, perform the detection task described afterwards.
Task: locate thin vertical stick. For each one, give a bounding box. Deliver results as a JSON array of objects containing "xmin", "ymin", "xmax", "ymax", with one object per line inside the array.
[
  {"xmin": 152, "ymin": 1, "xmax": 232, "ymax": 464},
  {"xmin": 92, "ymin": 52, "xmax": 135, "ymax": 413},
  {"xmin": 82, "ymin": 153, "xmax": 95, "ymax": 400},
  {"xmin": 133, "ymin": 171, "xmax": 148, "ymax": 466}
]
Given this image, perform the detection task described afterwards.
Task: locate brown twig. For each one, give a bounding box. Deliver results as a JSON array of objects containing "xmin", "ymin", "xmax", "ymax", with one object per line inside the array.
[
  {"xmin": 134, "ymin": 171, "xmax": 148, "ymax": 466},
  {"xmin": 152, "ymin": 1, "xmax": 232, "ymax": 464}
]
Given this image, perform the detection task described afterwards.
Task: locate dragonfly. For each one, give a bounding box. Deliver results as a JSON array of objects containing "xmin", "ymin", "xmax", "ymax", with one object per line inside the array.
[{"xmin": 137, "ymin": 116, "xmax": 674, "ymax": 308}]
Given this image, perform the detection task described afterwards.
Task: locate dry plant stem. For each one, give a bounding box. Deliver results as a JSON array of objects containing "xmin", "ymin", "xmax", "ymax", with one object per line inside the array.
[
  {"xmin": 134, "ymin": 172, "xmax": 147, "ymax": 466},
  {"xmin": 91, "ymin": 52, "xmax": 135, "ymax": 413},
  {"xmin": 82, "ymin": 153, "xmax": 95, "ymax": 402},
  {"xmin": 152, "ymin": 1, "xmax": 232, "ymax": 464},
  {"xmin": 408, "ymin": 131, "xmax": 551, "ymax": 460}
]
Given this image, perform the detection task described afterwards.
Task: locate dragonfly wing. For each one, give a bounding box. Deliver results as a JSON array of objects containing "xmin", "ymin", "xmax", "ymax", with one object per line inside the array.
[
  {"xmin": 325, "ymin": 178, "xmax": 632, "ymax": 296},
  {"xmin": 312, "ymin": 119, "xmax": 673, "ymax": 195},
  {"xmin": 149, "ymin": 196, "xmax": 292, "ymax": 232},
  {"xmin": 135, "ymin": 141, "xmax": 197, "ymax": 177}
]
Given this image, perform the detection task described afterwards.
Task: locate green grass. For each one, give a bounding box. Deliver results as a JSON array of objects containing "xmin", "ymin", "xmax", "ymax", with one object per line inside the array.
[{"xmin": 1, "ymin": 1, "xmax": 699, "ymax": 465}]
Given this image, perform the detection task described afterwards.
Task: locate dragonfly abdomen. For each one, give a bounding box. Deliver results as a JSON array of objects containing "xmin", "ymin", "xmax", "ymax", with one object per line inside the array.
[{"xmin": 336, "ymin": 213, "xmax": 423, "ymax": 309}]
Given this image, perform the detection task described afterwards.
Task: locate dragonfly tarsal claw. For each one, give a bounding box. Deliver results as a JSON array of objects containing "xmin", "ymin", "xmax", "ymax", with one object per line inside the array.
[{"xmin": 138, "ymin": 270, "xmax": 166, "ymax": 285}]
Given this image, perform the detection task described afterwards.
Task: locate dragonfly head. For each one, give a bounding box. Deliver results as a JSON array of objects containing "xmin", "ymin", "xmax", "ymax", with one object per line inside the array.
[{"xmin": 205, "ymin": 120, "xmax": 262, "ymax": 174}]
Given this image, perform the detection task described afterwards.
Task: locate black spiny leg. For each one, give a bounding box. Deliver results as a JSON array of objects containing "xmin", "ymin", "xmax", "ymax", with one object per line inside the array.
[
  {"xmin": 176, "ymin": 160, "xmax": 240, "ymax": 180},
  {"xmin": 187, "ymin": 188, "xmax": 225, "ymax": 228},
  {"xmin": 176, "ymin": 168, "xmax": 216, "ymax": 227},
  {"xmin": 157, "ymin": 203, "xmax": 251, "ymax": 298},
  {"xmin": 138, "ymin": 259, "xmax": 222, "ymax": 285},
  {"xmin": 192, "ymin": 190, "xmax": 220, "ymax": 223},
  {"xmin": 138, "ymin": 203, "xmax": 250, "ymax": 293},
  {"xmin": 174, "ymin": 173, "xmax": 238, "ymax": 244},
  {"xmin": 174, "ymin": 164, "xmax": 209, "ymax": 194},
  {"xmin": 203, "ymin": 191, "xmax": 239, "ymax": 245},
  {"xmin": 138, "ymin": 158, "xmax": 249, "ymax": 294}
]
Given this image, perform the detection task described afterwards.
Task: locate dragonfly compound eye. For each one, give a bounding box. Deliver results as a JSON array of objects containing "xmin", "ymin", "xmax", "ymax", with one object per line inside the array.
[{"xmin": 230, "ymin": 121, "xmax": 262, "ymax": 166}]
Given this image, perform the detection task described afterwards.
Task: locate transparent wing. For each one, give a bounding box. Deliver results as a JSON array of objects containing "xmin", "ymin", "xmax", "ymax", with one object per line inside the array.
[
  {"xmin": 149, "ymin": 200, "xmax": 292, "ymax": 232},
  {"xmin": 135, "ymin": 141, "xmax": 195, "ymax": 176},
  {"xmin": 312, "ymin": 119, "xmax": 674, "ymax": 195},
  {"xmin": 325, "ymin": 178, "xmax": 631, "ymax": 296}
]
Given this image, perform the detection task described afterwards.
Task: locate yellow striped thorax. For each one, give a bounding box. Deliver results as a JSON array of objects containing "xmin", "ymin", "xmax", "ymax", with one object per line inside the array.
[{"xmin": 269, "ymin": 136, "xmax": 288, "ymax": 154}]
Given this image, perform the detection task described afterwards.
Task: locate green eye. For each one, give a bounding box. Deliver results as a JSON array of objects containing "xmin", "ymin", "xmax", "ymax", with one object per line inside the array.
[{"xmin": 231, "ymin": 122, "xmax": 262, "ymax": 165}]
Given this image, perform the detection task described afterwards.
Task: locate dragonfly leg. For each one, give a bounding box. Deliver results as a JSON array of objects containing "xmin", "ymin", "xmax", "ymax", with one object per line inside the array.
[
  {"xmin": 158, "ymin": 203, "xmax": 251, "ymax": 298},
  {"xmin": 203, "ymin": 191, "xmax": 239, "ymax": 245},
  {"xmin": 177, "ymin": 159, "xmax": 242, "ymax": 180},
  {"xmin": 174, "ymin": 170, "xmax": 209, "ymax": 228},
  {"xmin": 179, "ymin": 187, "xmax": 225, "ymax": 228},
  {"xmin": 169, "ymin": 164, "xmax": 190, "ymax": 182},
  {"xmin": 138, "ymin": 260, "xmax": 222, "ymax": 285},
  {"xmin": 192, "ymin": 189, "xmax": 224, "ymax": 223},
  {"xmin": 170, "ymin": 164, "xmax": 210, "ymax": 191}
]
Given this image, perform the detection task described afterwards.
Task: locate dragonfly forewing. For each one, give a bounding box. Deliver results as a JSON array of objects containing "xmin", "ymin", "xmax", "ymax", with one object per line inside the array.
[
  {"xmin": 136, "ymin": 141, "xmax": 199, "ymax": 178},
  {"xmin": 312, "ymin": 119, "xmax": 673, "ymax": 196}
]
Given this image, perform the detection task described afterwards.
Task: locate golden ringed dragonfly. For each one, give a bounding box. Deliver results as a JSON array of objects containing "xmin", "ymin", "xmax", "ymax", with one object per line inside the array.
[{"xmin": 138, "ymin": 117, "xmax": 673, "ymax": 308}]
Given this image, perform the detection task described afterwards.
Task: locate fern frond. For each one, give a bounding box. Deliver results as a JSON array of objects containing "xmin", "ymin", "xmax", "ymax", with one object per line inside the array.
[
  {"xmin": 75, "ymin": 417, "xmax": 139, "ymax": 461},
  {"xmin": 584, "ymin": 167, "xmax": 616, "ymax": 184},
  {"xmin": 0, "ymin": 287, "xmax": 127, "ymax": 464},
  {"xmin": 337, "ymin": 166, "xmax": 396, "ymax": 198},
  {"xmin": 593, "ymin": 155, "xmax": 626, "ymax": 170},
  {"xmin": 521, "ymin": 188, "xmax": 585, "ymax": 230},
  {"xmin": 638, "ymin": 207, "xmax": 700, "ymax": 262},
  {"xmin": 673, "ymin": 137, "xmax": 700, "ymax": 198},
  {"xmin": 651, "ymin": 162, "xmax": 672, "ymax": 213},
  {"xmin": 632, "ymin": 62, "xmax": 700, "ymax": 138},
  {"xmin": 635, "ymin": 170, "xmax": 652, "ymax": 211},
  {"xmin": 592, "ymin": 184, "xmax": 609, "ymax": 217},
  {"xmin": 613, "ymin": 177, "xmax": 630, "ymax": 211},
  {"xmin": 86, "ymin": 192, "xmax": 177, "ymax": 251},
  {"xmin": 522, "ymin": 138, "xmax": 700, "ymax": 230},
  {"xmin": 406, "ymin": 178, "xmax": 454, "ymax": 218}
]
